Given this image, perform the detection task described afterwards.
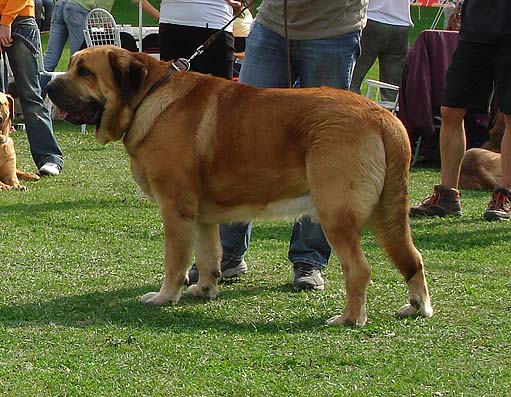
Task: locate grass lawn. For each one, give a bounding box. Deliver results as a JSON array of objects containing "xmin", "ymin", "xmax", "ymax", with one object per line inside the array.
[{"xmin": 1, "ymin": 6, "xmax": 509, "ymax": 397}]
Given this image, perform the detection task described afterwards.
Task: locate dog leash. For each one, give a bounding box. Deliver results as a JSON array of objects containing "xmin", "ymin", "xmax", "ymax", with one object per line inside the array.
[
  {"xmin": 0, "ymin": 50, "xmax": 7, "ymax": 93},
  {"xmin": 185, "ymin": 0, "xmax": 254, "ymax": 66},
  {"xmin": 145, "ymin": 0, "xmax": 255, "ymax": 97}
]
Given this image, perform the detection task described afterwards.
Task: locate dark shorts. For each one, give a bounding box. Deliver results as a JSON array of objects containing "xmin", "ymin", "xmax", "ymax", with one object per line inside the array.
[
  {"xmin": 442, "ymin": 39, "xmax": 511, "ymax": 114},
  {"xmin": 159, "ymin": 23, "xmax": 234, "ymax": 80}
]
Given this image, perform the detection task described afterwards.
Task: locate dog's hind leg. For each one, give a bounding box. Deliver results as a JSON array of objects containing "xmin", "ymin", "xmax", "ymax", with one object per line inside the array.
[
  {"xmin": 186, "ymin": 222, "xmax": 221, "ymax": 300},
  {"xmin": 371, "ymin": 189, "xmax": 433, "ymax": 320},
  {"xmin": 327, "ymin": 225, "xmax": 371, "ymax": 327},
  {"xmin": 140, "ymin": 203, "xmax": 196, "ymax": 306},
  {"xmin": 322, "ymin": 217, "xmax": 371, "ymax": 327}
]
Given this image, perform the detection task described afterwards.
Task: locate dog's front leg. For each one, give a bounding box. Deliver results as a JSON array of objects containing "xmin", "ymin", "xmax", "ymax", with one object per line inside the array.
[
  {"xmin": 186, "ymin": 222, "xmax": 221, "ymax": 300},
  {"xmin": 140, "ymin": 201, "xmax": 197, "ymax": 306},
  {"xmin": 0, "ymin": 139, "xmax": 23, "ymax": 189}
]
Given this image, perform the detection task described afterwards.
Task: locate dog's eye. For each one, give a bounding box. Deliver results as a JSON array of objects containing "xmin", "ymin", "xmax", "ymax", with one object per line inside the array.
[{"xmin": 77, "ymin": 67, "xmax": 91, "ymax": 77}]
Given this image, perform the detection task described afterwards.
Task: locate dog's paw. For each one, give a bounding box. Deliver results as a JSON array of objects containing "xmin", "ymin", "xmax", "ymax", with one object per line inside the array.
[
  {"xmin": 397, "ymin": 300, "xmax": 433, "ymax": 319},
  {"xmin": 139, "ymin": 291, "xmax": 181, "ymax": 306},
  {"xmin": 26, "ymin": 173, "xmax": 40, "ymax": 181},
  {"xmin": 326, "ymin": 313, "xmax": 367, "ymax": 327},
  {"xmin": 12, "ymin": 184, "xmax": 27, "ymax": 191},
  {"xmin": 185, "ymin": 284, "xmax": 218, "ymax": 300}
]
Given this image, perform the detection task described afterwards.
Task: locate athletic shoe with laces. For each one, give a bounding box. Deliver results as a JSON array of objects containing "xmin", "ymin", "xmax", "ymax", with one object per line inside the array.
[
  {"xmin": 483, "ymin": 187, "xmax": 511, "ymax": 221},
  {"xmin": 410, "ymin": 184, "xmax": 462, "ymax": 217},
  {"xmin": 293, "ymin": 262, "xmax": 324, "ymax": 291},
  {"xmin": 39, "ymin": 162, "xmax": 60, "ymax": 176},
  {"xmin": 186, "ymin": 259, "xmax": 248, "ymax": 285}
]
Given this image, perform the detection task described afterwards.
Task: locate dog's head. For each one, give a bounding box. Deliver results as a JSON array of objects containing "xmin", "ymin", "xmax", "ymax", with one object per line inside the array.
[
  {"xmin": 47, "ymin": 46, "xmax": 149, "ymax": 144},
  {"xmin": 0, "ymin": 92, "xmax": 14, "ymax": 139}
]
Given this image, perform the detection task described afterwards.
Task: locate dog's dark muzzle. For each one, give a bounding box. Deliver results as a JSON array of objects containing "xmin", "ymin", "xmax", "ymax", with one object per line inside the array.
[{"xmin": 47, "ymin": 78, "xmax": 104, "ymax": 127}]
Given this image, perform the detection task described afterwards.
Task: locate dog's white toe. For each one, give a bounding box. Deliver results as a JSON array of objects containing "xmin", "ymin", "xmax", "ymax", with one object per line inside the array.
[{"xmin": 140, "ymin": 291, "xmax": 178, "ymax": 306}]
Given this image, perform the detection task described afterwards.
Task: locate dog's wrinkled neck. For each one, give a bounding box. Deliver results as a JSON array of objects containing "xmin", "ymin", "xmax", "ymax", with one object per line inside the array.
[
  {"xmin": 123, "ymin": 63, "xmax": 186, "ymax": 148},
  {"xmin": 132, "ymin": 61, "xmax": 185, "ymax": 116}
]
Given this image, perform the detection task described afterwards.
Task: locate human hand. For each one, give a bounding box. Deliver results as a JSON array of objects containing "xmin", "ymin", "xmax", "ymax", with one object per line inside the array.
[
  {"xmin": 0, "ymin": 25, "xmax": 13, "ymax": 50},
  {"xmin": 225, "ymin": 0, "xmax": 243, "ymax": 11}
]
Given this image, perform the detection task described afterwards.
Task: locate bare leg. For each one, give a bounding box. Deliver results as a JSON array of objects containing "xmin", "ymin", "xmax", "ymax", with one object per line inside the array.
[
  {"xmin": 439, "ymin": 106, "xmax": 467, "ymax": 188},
  {"xmin": 498, "ymin": 114, "xmax": 511, "ymax": 188}
]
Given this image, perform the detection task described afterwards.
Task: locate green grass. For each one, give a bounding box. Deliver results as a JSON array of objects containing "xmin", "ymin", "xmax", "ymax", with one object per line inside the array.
[
  {"xmin": 1, "ymin": 122, "xmax": 510, "ymax": 396},
  {"xmin": 3, "ymin": 6, "xmax": 509, "ymax": 397}
]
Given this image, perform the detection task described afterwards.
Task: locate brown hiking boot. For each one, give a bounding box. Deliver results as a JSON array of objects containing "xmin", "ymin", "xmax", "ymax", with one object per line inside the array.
[
  {"xmin": 483, "ymin": 187, "xmax": 511, "ymax": 221},
  {"xmin": 410, "ymin": 184, "xmax": 462, "ymax": 217}
]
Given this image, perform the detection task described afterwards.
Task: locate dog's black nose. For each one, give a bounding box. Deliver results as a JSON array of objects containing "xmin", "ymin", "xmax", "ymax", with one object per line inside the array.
[{"xmin": 46, "ymin": 80, "xmax": 56, "ymax": 100}]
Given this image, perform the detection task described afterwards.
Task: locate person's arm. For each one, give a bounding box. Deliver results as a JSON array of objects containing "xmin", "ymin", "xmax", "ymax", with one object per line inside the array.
[
  {"xmin": 0, "ymin": 0, "xmax": 29, "ymax": 48},
  {"xmin": 132, "ymin": 0, "xmax": 160, "ymax": 21}
]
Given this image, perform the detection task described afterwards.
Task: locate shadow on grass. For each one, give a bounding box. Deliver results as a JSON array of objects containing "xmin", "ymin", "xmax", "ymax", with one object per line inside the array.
[
  {"xmin": 411, "ymin": 218, "xmax": 511, "ymax": 251},
  {"xmin": 0, "ymin": 283, "xmax": 330, "ymax": 333},
  {"xmin": 0, "ymin": 198, "xmax": 140, "ymax": 215}
]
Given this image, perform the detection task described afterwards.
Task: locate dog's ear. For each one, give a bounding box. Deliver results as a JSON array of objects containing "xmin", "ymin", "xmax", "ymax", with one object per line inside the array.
[
  {"xmin": 6, "ymin": 94, "xmax": 14, "ymax": 120},
  {"xmin": 108, "ymin": 51, "xmax": 148, "ymax": 102}
]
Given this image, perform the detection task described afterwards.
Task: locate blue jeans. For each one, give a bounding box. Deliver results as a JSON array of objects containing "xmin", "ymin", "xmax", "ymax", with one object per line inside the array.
[
  {"xmin": 35, "ymin": 0, "xmax": 55, "ymax": 32},
  {"xmin": 40, "ymin": 0, "xmax": 88, "ymax": 94},
  {"xmin": 4, "ymin": 17, "xmax": 63, "ymax": 169},
  {"xmin": 221, "ymin": 22, "xmax": 361, "ymax": 269}
]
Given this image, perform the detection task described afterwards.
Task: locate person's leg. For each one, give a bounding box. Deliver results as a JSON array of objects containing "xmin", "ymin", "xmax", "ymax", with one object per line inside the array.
[
  {"xmin": 158, "ymin": 23, "xmax": 185, "ymax": 62},
  {"xmin": 440, "ymin": 106, "xmax": 467, "ymax": 188},
  {"xmin": 483, "ymin": 114, "xmax": 511, "ymax": 221},
  {"xmin": 483, "ymin": 43, "xmax": 511, "ymax": 221},
  {"xmin": 378, "ymin": 24, "xmax": 410, "ymax": 101},
  {"xmin": 296, "ymin": 29, "xmax": 361, "ymax": 90},
  {"xmin": 219, "ymin": 223, "xmax": 252, "ymax": 263},
  {"xmin": 41, "ymin": 0, "xmax": 68, "ymax": 93},
  {"xmin": 224, "ymin": 24, "xmax": 302, "ymax": 252},
  {"xmin": 63, "ymin": 0, "xmax": 89, "ymax": 54},
  {"xmin": 193, "ymin": 29, "xmax": 234, "ymax": 80},
  {"xmin": 284, "ymin": 30, "xmax": 361, "ymax": 289},
  {"xmin": 202, "ymin": 22, "xmax": 300, "ymax": 283},
  {"xmin": 499, "ymin": 115, "xmax": 511, "ymax": 187},
  {"xmin": 8, "ymin": 17, "xmax": 63, "ymax": 170},
  {"xmin": 35, "ymin": 0, "xmax": 43, "ymax": 29},
  {"xmin": 220, "ymin": 22, "xmax": 298, "ymax": 261},
  {"xmin": 41, "ymin": 0, "xmax": 55, "ymax": 32},
  {"xmin": 411, "ymin": 41, "xmax": 494, "ymax": 217},
  {"xmin": 350, "ymin": 20, "xmax": 380, "ymax": 94},
  {"xmin": 238, "ymin": 21, "xmax": 298, "ymax": 88}
]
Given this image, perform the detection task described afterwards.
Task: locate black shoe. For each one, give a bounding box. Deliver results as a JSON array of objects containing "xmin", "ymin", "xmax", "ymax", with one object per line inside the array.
[
  {"xmin": 483, "ymin": 187, "xmax": 511, "ymax": 221},
  {"xmin": 186, "ymin": 259, "xmax": 248, "ymax": 285},
  {"xmin": 293, "ymin": 263, "xmax": 324, "ymax": 291}
]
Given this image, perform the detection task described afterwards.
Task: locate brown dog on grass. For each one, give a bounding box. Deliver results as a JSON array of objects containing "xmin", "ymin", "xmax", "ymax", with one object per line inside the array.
[
  {"xmin": 47, "ymin": 46, "xmax": 433, "ymax": 327},
  {"xmin": 460, "ymin": 113, "xmax": 504, "ymax": 190},
  {"xmin": 0, "ymin": 92, "xmax": 40, "ymax": 191}
]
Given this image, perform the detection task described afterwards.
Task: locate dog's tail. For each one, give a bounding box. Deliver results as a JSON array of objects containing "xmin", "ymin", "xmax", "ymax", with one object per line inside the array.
[
  {"xmin": 371, "ymin": 113, "xmax": 418, "ymax": 274},
  {"xmin": 370, "ymin": 112, "xmax": 433, "ymax": 318}
]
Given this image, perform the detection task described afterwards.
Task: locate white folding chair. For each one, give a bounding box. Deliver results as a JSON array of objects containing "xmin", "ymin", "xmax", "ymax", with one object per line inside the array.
[
  {"xmin": 364, "ymin": 79, "xmax": 399, "ymax": 114},
  {"xmin": 83, "ymin": 8, "xmax": 121, "ymax": 47}
]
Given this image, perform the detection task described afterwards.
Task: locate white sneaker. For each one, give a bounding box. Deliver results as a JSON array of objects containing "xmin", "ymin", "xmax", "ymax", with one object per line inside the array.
[{"xmin": 39, "ymin": 162, "xmax": 60, "ymax": 176}]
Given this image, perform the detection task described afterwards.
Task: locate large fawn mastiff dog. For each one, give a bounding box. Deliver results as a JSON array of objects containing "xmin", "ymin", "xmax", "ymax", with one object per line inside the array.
[{"xmin": 47, "ymin": 46, "xmax": 433, "ymax": 326}]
